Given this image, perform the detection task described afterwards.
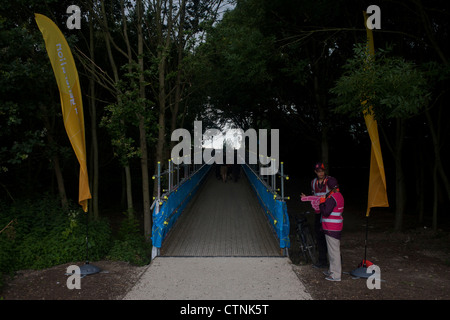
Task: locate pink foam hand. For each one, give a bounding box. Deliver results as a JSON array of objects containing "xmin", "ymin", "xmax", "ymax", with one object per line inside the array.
[{"xmin": 301, "ymin": 196, "xmax": 321, "ymax": 211}]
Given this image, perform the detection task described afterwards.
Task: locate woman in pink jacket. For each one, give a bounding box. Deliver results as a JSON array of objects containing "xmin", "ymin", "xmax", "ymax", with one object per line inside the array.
[{"xmin": 319, "ymin": 178, "xmax": 344, "ymax": 281}]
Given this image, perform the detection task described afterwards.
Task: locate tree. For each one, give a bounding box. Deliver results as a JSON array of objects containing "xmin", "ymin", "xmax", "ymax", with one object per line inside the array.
[
  {"xmin": 88, "ymin": 2, "xmax": 100, "ymax": 219},
  {"xmin": 86, "ymin": 0, "xmax": 140, "ymax": 219},
  {"xmin": 87, "ymin": 0, "xmax": 227, "ymax": 238},
  {"xmin": 193, "ymin": 0, "xmax": 366, "ymax": 173},
  {"xmin": 147, "ymin": 0, "xmax": 228, "ymax": 191},
  {"xmin": 0, "ymin": 5, "xmax": 63, "ymax": 204},
  {"xmin": 193, "ymin": 0, "xmax": 276, "ymax": 130},
  {"xmin": 330, "ymin": 43, "xmax": 431, "ymax": 231}
]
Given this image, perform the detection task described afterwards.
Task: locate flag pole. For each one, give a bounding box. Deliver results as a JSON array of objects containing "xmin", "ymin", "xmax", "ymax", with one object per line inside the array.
[
  {"xmin": 350, "ymin": 11, "xmax": 389, "ymax": 279},
  {"xmin": 350, "ymin": 210, "xmax": 373, "ymax": 278},
  {"xmin": 79, "ymin": 207, "xmax": 101, "ymax": 275},
  {"xmin": 34, "ymin": 13, "xmax": 99, "ymax": 276},
  {"xmin": 364, "ymin": 215, "xmax": 369, "ymax": 264}
]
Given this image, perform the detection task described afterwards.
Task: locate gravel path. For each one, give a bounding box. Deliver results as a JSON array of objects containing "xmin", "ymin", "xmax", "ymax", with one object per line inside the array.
[{"xmin": 123, "ymin": 257, "xmax": 312, "ymax": 300}]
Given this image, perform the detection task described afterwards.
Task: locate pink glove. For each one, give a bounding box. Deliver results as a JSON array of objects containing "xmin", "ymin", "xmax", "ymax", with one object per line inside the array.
[{"xmin": 301, "ymin": 196, "xmax": 321, "ymax": 211}]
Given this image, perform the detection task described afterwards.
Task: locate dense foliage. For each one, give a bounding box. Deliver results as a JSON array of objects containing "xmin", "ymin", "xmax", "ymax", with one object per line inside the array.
[{"xmin": 0, "ymin": 196, "xmax": 150, "ymax": 288}]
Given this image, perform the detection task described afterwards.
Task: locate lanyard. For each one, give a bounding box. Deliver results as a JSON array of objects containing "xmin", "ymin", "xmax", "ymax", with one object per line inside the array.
[{"xmin": 316, "ymin": 176, "xmax": 328, "ymax": 191}]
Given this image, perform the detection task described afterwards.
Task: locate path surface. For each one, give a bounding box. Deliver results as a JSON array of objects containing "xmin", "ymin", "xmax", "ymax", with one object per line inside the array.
[{"xmin": 123, "ymin": 257, "xmax": 311, "ymax": 300}]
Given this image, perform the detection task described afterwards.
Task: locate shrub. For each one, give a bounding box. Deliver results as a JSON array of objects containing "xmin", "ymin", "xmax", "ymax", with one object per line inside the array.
[
  {"xmin": 107, "ymin": 216, "xmax": 151, "ymax": 266},
  {"xmin": 0, "ymin": 196, "xmax": 112, "ymax": 272},
  {"xmin": 0, "ymin": 196, "xmax": 152, "ymax": 292}
]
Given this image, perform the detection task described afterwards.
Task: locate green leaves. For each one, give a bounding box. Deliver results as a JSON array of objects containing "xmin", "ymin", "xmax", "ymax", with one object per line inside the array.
[
  {"xmin": 0, "ymin": 196, "xmax": 112, "ymax": 272},
  {"xmin": 100, "ymin": 62, "xmax": 156, "ymax": 167},
  {"xmin": 330, "ymin": 43, "xmax": 431, "ymax": 121},
  {"xmin": 192, "ymin": 0, "xmax": 277, "ymax": 128},
  {"xmin": 0, "ymin": 12, "xmax": 54, "ymax": 175},
  {"xmin": 107, "ymin": 215, "xmax": 151, "ymax": 266}
]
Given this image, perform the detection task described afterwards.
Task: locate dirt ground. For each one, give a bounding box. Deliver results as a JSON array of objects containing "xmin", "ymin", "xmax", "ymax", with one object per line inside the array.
[
  {"xmin": 291, "ymin": 218, "xmax": 450, "ymax": 300},
  {"xmin": 0, "ymin": 260, "xmax": 147, "ymax": 300},
  {"xmin": 1, "ymin": 183, "xmax": 450, "ymax": 300},
  {"xmin": 286, "ymin": 176, "xmax": 450, "ymax": 300}
]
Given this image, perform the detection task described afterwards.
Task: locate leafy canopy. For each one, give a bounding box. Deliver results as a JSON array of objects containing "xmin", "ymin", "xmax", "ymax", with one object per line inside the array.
[{"xmin": 330, "ymin": 43, "xmax": 431, "ymax": 121}]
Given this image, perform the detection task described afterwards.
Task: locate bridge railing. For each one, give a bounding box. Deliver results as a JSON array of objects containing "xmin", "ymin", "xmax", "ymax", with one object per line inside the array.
[
  {"xmin": 150, "ymin": 150, "xmax": 291, "ymax": 258},
  {"xmin": 151, "ymin": 156, "xmax": 211, "ymax": 259},
  {"xmin": 242, "ymin": 155, "xmax": 291, "ymax": 252},
  {"xmin": 245, "ymin": 155, "xmax": 290, "ymax": 201}
]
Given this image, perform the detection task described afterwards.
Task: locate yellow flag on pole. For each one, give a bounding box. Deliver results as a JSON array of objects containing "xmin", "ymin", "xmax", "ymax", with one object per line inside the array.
[
  {"xmin": 362, "ymin": 11, "xmax": 389, "ymax": 217},
  {"xmin": 35, "ymin": 13, "xmax": 91, "ymax": 212}
]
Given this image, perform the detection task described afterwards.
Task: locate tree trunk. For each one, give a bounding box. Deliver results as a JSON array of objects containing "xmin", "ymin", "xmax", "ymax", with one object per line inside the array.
[
  {"xmin": 415, "ymin": 0, "xmax": 450, "ymax": 231},
  {"xmin": 52, "ymin": 154, "xmax": 68, "ymax": 211},
  {"xmin": 89, "ymin": 6, "xmax": 99, "ymax": 219},
  {"xmin": 425, "ymin": 108, "xmax": 449, "ymax": 231},
  {"xmin": 121, "ymin": 0, "xmax": 136, "ymax": 218},
  {"xmin": 40, "ymin": 103, "xmax": 68, "ymax": 211},
  {"xmin": 137, "ymin": 0, "xmax": 152, "ymax": 240},
  {"xmin": 170, "ymin": 0, "xmax": 186, "ymax": 144},
  {"xmin": 431, "ymin": 161, "xmax": 438, "ymax": 231},
  {"xmin": 394, "ymin": 118, "xmax": 406, "ymax": 231},
  {"xmin": 100, "ymin": 0, "xmax": 135, "ymax": 217},
  {"xmin": 415, "ymin": 142, "xmax": 425, "ymax": 224},
  {"xmin": 314, "ymin": 73, "xmax": 329, "ymax": 168},
  {"xmin": 124, "ymin": 165, "xmax": 133, "ymax": 216}
]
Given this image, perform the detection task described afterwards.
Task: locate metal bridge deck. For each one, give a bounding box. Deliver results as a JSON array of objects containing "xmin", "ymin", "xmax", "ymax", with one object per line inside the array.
[{"xmin": 160, "ymin": 168, "xmax": 281, "ymax": 257}]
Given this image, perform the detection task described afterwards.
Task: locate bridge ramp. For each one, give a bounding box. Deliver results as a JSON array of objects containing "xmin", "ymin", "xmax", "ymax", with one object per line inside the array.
[{"xmin": 160, "ymin": 169, "xmax": 281, "ymax": 257}]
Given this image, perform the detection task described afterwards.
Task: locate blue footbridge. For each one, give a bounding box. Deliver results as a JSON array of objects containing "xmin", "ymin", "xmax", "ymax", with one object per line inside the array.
[{"xmin": 150, "ymin": 158, "xmax": 291, "ymax": 259}]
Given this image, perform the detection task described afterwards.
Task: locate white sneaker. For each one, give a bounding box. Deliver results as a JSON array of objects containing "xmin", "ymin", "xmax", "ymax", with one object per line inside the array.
[{"xmin": 325, "ymin": 276, "xmax": 341, "ymax": 282}]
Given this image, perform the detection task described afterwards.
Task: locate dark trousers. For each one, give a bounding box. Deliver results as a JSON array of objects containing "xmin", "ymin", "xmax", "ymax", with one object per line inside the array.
[{"xmin": 314, "ymin": 213, "xmax": 328, "ymax": 265}]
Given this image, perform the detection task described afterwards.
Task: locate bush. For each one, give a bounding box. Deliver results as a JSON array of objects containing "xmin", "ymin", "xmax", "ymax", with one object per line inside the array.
[
  {"xmin": 0, "ymin": 196, "xmax": 152, "ymax": 291},
  {"xmin": 107, "ymin": 216, "xmax": 151, "ymax": 266},
  {"xmin": 0, "ymin": 196, "xmax": 112, "ymax": 272}
]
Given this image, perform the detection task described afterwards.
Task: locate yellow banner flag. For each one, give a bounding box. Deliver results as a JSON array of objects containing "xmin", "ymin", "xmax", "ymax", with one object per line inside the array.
[
  {"xmin": 363, "ymin": 11, "xmax": 389, "ymax": 217},
  {"xmin": 35, "ymin": 13, "xmax": 91, "ymax": 212}
]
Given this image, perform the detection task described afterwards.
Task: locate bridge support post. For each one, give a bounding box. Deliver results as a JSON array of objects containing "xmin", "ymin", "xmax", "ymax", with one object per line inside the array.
[
  {"xmin": 150, "ymin": 162, "xmax": 162, "ymax": 261},
  {"xmin": 151, "ymin": 246, "xmax": 160, "ymax": 260}
]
